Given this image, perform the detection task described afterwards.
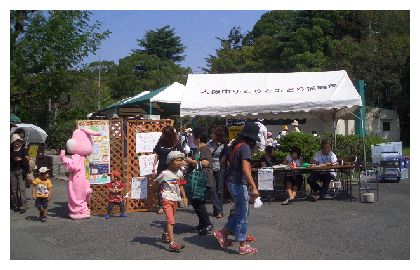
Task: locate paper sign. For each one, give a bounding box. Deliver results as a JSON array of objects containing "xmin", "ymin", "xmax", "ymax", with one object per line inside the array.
[
  {"xmin": 78, "ymin": 121, "xmax": 111, "ymax": 184},
  {"xmin": 131, "ymin": 177, "xmax": 148, "ymax": 200},
  {"xmin": 139, "ymin": 154, "xmax": 156, "ymax": 176},
  {"xmin": 258, "ymin": 168, "xmax": 274, "ymax": 191},
  {"xmin": 28, "ymin": 144, "xmax": 39, "ymax": 158},
  {"xmin": 136, "ymin": 132, "xmax": 162, "ymax": 153}
]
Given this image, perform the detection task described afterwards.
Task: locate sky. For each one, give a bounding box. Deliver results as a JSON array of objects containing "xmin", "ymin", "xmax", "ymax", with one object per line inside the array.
[{"xmin": 83, "ymin": 10, "xmax": 268, "ymax": 73}]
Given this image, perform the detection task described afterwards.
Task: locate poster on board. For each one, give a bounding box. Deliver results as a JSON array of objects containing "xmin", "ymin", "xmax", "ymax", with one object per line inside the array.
[
  {"xmin": 139, "ymin": 154, "xmax": 156, "ymax": 176},
  {"xmin": 78, "ymin": 121, "xmax": 111, "ymax": 185},
  {"xmin": 131, "ymin": 177, "xmax": 148, "ymax": 200},
  {"xmin": 258, "ymin": 168, "xmax": 274, "ymax": 191},
  {"xmin": 136, "ymin": 132, "xmax": 162, "ymax": 153}
]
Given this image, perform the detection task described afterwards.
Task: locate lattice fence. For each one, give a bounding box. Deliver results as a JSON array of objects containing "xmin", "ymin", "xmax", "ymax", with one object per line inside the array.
[
  {"xmin": 125, "ymin": 119, "xmax": 173, "ymax": 212},
  {"xmin": 77, "ymin": 120, "xmax": 125, "ymax": 215}
]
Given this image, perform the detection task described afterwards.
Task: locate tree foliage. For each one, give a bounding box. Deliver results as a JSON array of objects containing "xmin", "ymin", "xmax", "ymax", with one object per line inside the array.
[
  {"xmin": 136, "ymin": 25, "xmax": 186, "ymax": 62},
  {"xmin": 205, "ymin": 11, "xmax": 410, "ymax": 144}
]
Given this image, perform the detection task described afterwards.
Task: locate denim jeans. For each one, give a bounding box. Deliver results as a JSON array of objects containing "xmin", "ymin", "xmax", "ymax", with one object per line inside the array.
[
  {"xmin": 225, "ymin": 183, "xmax": 249, "ymax": 242},
  {"xmin": 211, "ymin": 169, "xmax": 224, "ymax": 215},
  {"xmin": 107, "ymin": 201, "xmax": 125, "ymax": 214}
]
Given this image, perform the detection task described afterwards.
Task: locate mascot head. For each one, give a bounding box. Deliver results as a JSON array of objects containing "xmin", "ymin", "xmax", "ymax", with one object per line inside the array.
[{"xmin": 66, "ymin": 128, "xmax": 100, "ymax": 156}]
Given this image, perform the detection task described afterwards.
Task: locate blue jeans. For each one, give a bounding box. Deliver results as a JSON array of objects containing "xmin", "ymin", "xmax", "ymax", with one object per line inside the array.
[
  {"xmin": 225, "ymin": 183, "xmax": 249, "ymax": 242},
  {"xmin": 211, "ymin": 170, "xmax": 224, "ymax": 215}
]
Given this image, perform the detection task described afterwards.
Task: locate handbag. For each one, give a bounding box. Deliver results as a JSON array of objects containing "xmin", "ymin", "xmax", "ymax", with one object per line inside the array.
[{"xmin": 185, "ymin": 152, "xmax": 208, "ymax": 200}]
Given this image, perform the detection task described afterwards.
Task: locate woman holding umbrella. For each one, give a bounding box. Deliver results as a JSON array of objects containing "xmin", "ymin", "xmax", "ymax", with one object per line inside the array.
[{"xmin": 10, "ymin": 134, "xmax": 30, "ymax": 213}]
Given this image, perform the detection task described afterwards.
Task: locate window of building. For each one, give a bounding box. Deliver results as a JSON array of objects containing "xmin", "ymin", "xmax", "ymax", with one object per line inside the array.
[{"xmin": 383, "ymin": 121, "xmax": 391, "ymax": 132}]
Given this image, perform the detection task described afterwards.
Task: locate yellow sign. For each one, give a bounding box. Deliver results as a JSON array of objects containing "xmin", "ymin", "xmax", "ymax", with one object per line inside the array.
[
  {"xmin": 228, "ymin": 126, "xmax": 243, "ymax": 141},
  {"xmin": 28, "ymin": 144, "xmax": 39, "ymax": 158}
]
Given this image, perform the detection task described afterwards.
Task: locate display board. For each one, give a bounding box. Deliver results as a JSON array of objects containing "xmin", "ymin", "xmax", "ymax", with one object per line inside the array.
[{"xmin": 77, "ymin": 120, "xmax": 111, "ymax": 185}]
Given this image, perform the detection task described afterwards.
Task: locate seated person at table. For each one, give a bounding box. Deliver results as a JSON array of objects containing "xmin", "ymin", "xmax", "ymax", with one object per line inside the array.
[
  {"xmin": 260, "ymin": 145, "xmax": 277, "ymax": 167},
  {"xmin": 281, "ymin": 147, "xmax": 304, "ymax": 205},
  {"xmin": 307, "ymin": 140, "xmax": 337, "ymax": 201}
]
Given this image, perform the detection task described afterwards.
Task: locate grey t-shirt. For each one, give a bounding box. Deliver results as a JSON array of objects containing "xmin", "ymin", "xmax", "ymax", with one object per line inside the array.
[
  {"xmin": 226, "ymin": 143, "xmax": 251, "ymax": 185},
  {"xmin": 207, "ymin": 140, "xmax": 225, "ymax": 171}
]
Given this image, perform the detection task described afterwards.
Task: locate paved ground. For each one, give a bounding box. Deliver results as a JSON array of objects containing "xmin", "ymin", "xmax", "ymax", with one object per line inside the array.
[{"xmin": 10, "ymin": 178, "xmax": 410, "ymax": 260}]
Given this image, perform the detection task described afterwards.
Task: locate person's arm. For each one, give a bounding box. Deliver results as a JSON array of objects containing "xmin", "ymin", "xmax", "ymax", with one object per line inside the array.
[
  {"xmin": 242, "ymin": 159, "xmax": 259, "ymax": 197},
  {"xmin": 152, "ymin": 153, "xmax": 159, "ymax": 175},
  {"xmin": 48, "ymin": 189, "xmax": 52, "ymax": 201},
  {"xmin": 32, "ymin": 186, "xmax": 36, "ymax": 199},
  {"xmin": 180, "ymin": 186, "xmax": 188, "ymax": 206}
]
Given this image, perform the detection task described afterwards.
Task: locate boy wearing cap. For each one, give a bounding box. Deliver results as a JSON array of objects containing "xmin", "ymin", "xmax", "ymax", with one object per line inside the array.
[
  {"xmin": 153, "ymin": 151, "xmax": 188, "ymax": 252},
  {"xmin": 32, "ymin": 167, "xmax": 53, "ymax": 222},
  {"xmin": 104, "ymin": 170, "xmax": 127, "ymax": 219}
]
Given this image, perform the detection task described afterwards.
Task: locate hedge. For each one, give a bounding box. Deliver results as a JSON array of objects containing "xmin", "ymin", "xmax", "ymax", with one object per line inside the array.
[{"xmin": 252, "ymin": 132, "xmax": 388, "ymax": 162}]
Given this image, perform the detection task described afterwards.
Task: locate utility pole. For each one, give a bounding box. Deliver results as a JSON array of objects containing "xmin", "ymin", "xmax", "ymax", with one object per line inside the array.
[{"xmin": 98, "ymin": 55, "xmax": 101, "ymax": 110}]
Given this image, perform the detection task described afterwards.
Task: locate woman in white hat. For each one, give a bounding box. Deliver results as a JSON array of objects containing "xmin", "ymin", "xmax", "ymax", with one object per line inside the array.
[
  {"xmin": 10, "ymin": 134, "xmax": 30, "ymax": 213},
  {"xmin": 291, "ymin": 120, "xmax": 301, "ymax": 133}
]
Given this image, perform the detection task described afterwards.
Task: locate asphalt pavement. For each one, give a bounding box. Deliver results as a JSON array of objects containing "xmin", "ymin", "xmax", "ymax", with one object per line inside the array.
[{"xmin": 10, "ymin": 178, "xmax": 410, "ymax": 260}]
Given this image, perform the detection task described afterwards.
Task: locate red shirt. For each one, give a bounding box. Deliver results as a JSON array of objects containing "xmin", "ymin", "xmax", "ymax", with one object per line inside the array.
[{"xmin": 107, "ymin": 180, "xmax": 124, "ymax": 203}]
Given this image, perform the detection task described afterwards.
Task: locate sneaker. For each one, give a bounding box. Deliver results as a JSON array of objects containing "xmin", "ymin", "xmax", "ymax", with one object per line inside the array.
[
  {"xmin": 199, "ymin": 224, "xmax": 214, "ymax": 235},
  {"xmin": 190, "ymin": 225, "xmax": 204, "ymax": 233},
  {"xmin": 162, "ymin": 233, "xmax": 170, "ymax": 244},
  {"xmin": 41, "ymin": 216, "xmax": 47, "ymax": 223},
  {"xmin": 213, "ymin": 230, "xmax": 229, "ymax": 249},
  {"xmin": 168, "ymin": 242, "xmax": 185, "ymax": 252},
  {"xmin": 104, "ymin": 214, "xmax": 110, "ymax": 219},
  {"xmin": 239, "ymin": 244, "xmax": 258, "ymax": 255},
  {"xmin": 307, "ymin": 194, "xmax": 319, "ymax": 202},
  {"xmin": 281, "ymin": 198, "xmax": 290, "ymax": 205},
  {"xmin": 119, "ymin": 213, "xmax": 127, "ymax": 217}
]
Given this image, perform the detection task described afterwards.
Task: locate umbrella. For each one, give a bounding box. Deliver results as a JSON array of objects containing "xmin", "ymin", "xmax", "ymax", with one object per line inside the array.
[
  {"xmin": 10, "ymin": 113, "xmax": 21, "ymax": 123},
  {"xmin": 10, "ymin": 123, "xmax": 48, "ymax": 144}
]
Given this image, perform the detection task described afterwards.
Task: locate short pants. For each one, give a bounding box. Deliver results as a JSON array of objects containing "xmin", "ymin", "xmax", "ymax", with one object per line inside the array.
[
  {"xmin": 35, "ymin": 198, "xmax": 49, "ymax": 209},
  {"xmin": 163, "ymin": 200, "xmax": 178, "ymax": 225}
]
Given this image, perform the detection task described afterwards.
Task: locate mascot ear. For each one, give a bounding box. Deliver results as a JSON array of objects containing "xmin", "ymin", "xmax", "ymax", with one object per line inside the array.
[{"xmin": 80, "ymin": 128, "xmax": 101, "ymax": 136}]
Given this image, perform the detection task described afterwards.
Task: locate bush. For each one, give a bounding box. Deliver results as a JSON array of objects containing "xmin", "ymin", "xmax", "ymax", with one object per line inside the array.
[{"xmin": 277, "ymin": 132, "xmax": 320, "ymax": 162}]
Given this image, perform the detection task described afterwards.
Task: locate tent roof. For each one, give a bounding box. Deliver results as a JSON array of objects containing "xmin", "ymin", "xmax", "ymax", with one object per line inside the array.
[
  {"xmin": 180, "ymin": 70, "xmax": 362, "ymax": 119},
  {"xmin": 150, "ymin": 82, "xmax": 186, "ymax": 104}
]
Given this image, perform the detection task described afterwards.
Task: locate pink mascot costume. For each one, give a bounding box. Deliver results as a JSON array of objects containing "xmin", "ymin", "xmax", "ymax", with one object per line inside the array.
[{"xmin": 60, "ymin": 128, "xmax": 100, "ymax": 219}]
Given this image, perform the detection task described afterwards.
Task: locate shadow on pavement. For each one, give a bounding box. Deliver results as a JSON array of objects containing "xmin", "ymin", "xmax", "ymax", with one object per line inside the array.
[
  {"xmin": 182, "ymin": 234, "xmax": 238, "ymax": 254},
  {"xmin": 150, "ymin": 220, "xmax": 193, "ymax": 234},
  {"xmin": 131, "ymin": 236, "xmax": 167, "ymax": 251},
  {"xmin": 25, "ymin": 215, "xmax": 41, "ymax": 222},
  {"xmin": 48, "ymin": 202, "xmax": 70, "ymax": 219}
]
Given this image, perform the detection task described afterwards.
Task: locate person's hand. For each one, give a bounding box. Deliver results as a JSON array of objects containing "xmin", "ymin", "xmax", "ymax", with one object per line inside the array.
[
  {"xmin": 249, "ymin": 186, "xmax": 259, "ymax": 198},
  {"xmin": 182, "ymin": 197, "xmax": 188, "ymax": 207},
  {"xmin": 14, "ymin": 157, "xmax": 22, "ymax": 161},
  {"xmin": 185, "ymin": 157, "xmax": 193, "ymax": 164}
]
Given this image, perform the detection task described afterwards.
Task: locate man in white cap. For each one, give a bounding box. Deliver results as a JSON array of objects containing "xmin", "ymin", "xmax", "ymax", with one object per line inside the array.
[{"xmin": 255, "ymin": 120, "xmax": 267, "ymax": 151}]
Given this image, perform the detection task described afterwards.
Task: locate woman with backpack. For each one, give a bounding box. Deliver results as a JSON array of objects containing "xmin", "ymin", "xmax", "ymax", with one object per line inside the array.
[{"xmin": 213, "ymin": 122, "xmax": 260, "ymax": 255}]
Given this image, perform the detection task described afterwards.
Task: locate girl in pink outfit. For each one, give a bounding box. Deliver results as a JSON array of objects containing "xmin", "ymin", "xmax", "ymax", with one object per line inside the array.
[{"xmin": 60, "ymin": 128, "xmax": 100, "ymax": 219}]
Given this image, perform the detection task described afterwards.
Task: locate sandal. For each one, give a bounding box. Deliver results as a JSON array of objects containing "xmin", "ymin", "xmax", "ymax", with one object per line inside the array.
[
  {"xmin": 281, "ymin": 198, "xmax": 291, "ymax": 205},
  {"xmin": 162, "ymin": 232, "xmax": 170, "ymax": 244},
  {"xmin": 239, "ymin": 244, "xmax": 258, "ymax": 255},
  {"xmin": 157, "ymin": 208, "xmax": 164, "ymax": 214},
  {"xmin": 213, "ymin": 230, "xmax": 229, "ymax": 249},
  {"xmin": 246, "ymin": 234, "xmax": 257, "ymax": 243}
]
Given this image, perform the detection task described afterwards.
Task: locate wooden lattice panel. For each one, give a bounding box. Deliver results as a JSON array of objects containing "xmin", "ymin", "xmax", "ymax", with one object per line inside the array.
[
  {"xmin": 90, "ymin": 185, "xmax": 122, "ymax": 215},
  {"xmin": 77, "ymin": 120, "xmax": 125, "ymax": 215},
  {"xmin": 125, "ymin": 119, "xmax": 174, "ymax": 212},
  {"xmin": 109, "ymin": 119, "xmax": 124, "ymax": 173}
]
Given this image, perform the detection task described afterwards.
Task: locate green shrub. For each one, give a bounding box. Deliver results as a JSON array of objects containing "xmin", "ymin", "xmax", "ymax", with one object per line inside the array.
[{"xmin": 277, "ymin": 132, "xmax": 320, "ymax": 162}]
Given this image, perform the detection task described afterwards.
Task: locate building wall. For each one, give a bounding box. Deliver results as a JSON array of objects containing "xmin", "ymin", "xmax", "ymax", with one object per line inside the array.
[
  {"xmin": 265, "ymin": 108, "xmax": 400, "ymax": 141},
  {"xmin": 365, "ymin": 108, "xmax": 400, "ymax": 141}
]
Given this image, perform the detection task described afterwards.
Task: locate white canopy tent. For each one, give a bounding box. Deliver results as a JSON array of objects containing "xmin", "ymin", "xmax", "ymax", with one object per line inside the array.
[
  {"xmin": 150, "ymin": 82, "xmax": 187, "ymax": 104},
  {"xmin": 180, "ymin": 70, "xmax": 366, "ymax": 167},
  {"xmin": 180, "ymin": 70, "xmax": 362, "ymax": 120}
]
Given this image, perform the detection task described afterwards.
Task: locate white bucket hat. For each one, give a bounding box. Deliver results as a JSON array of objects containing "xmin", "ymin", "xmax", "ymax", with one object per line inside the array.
[
  {"xmin": 166, "ymin": 151, "xmax": 185, "ymax": 164},
  {"xmin": 11, "ymin": 134, "xmax": 23, "ymax": 143},
  {"xmin": 39, "ymin": 167, "xmax": 50, "ymax": 174},
  {"xmin": 292, "ymin": 120, "xmax": 299, "ymax": 126}
]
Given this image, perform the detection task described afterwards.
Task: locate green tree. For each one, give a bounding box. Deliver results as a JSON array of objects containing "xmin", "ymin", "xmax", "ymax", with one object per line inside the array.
[
  {"xmin": 109, "ymin": 52, "xmax": 190, "ymax": 99},
  {"xmin": 205, "ymin": 10, "xmax": 410, "ymax": 145},
  {"xmin": 10, "ymin": 10, "xmax": 110, "ymax": 148},
  {"xmin": 136, "ymin": 25, "xmax": 186, "ymax": 62}
]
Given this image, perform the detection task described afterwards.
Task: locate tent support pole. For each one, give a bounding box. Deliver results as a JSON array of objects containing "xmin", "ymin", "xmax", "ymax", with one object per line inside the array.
[
  {"xmin": 149, "ymin": 101, "xmax": 152, "ymax": 115},
  {"xmin": 333, "ymin": 109, "xmax": 337, "ymax": 149},
  {"xmin": 351, "ymin": 112, "xmax": 367, "ymax": 171}
]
